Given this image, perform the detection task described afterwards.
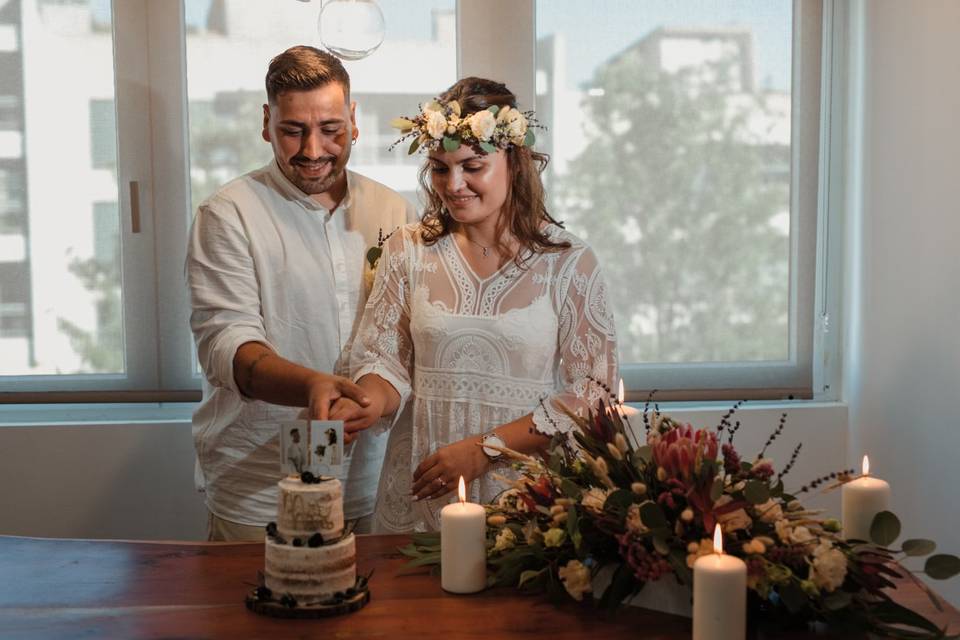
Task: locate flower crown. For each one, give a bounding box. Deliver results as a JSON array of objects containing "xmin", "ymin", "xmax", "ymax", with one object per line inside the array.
[{"xmin": 390, "ymin": 98, "xmax": 538, "ymax": 155}]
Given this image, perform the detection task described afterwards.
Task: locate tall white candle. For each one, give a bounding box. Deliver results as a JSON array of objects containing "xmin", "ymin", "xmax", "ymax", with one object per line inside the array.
[
  {"xmin": 617, "ymin": 378, "xmax": 640, "ymax": 420},
  {"xmin": 693, "ymin": 525, "xmax": 747, "ymax": 640},
  {"xmin": 440, "ymin": 476, "xmax": 487, "ymax": 594},
  {"xmin": 842, "ymin": 455, "xmax": 891, "ymax": 541}
]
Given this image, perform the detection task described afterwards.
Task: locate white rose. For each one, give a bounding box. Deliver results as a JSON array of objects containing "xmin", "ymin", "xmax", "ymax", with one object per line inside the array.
[
  {"xmin": 505, "ymin": 110, "xmax": 528, "ymax": 143},
  {"xmin": 493, "ymin": 527, "xmax": 517, "ymax": 552},
  {"xmin": 810, "ymin": 541, "xmax": 847, "ymax": 592},
  {"xmin": 580, "ymin": 487, "xmax": 609, "ymax": 513},
  {"xmin": 425, "ymin": 110, "xmax": 448, "ymax": 140},
  {"xmin": 755, "ymin": 499, "xmax": 784, "ymax": 524},
  {"xmin": 789, "ymin": 525, "xmax": 815, "ymax": 545},
  {"xmin": 714, "ymin": 495, "xmax": 752, "ymax": 532},
  {"xmin": 468, "ymin": 110, "xmax": 497, "ymax": 141},
  {"xmin": 558, "ymin": 559, "xmax": 592, "ymax": 601}
]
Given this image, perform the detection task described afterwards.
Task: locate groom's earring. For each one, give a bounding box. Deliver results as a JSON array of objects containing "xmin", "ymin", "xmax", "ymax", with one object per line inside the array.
[{"xmin": 351, "ymin": 137, "xmax": 358, "ymax": 146}]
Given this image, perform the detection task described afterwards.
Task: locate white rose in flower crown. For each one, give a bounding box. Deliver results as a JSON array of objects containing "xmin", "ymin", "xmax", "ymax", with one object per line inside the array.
[
  {"xmin": 504, "ymin": 110, "xmax": 528, "ymax": 144},
  {"xmin": 468, "ymin": 109, "xmax": 497, "ymax": 141},
  {"xmin": 810, "ymin": 540, "xmax": 847, "ymax": 592},
  {"xmin": 558, "ymin": 559, "xmax": 592, "ymax": 601},
  {"xmin": 425, "ymin": 110, "xmax": 448, "ymax": 140}
]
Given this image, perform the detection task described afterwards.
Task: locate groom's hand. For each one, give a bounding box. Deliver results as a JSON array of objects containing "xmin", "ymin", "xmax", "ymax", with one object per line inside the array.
[
  {"xmin": 329, "ymin": 397, "xmax": 382, "ymax": 444},
  {"xmin": 412, "ymin": 437, "xmax": 489, "ymax": 502},
  {"xmin": 305, "ymin": 372, "xmax": 370, "ymax": 421}
]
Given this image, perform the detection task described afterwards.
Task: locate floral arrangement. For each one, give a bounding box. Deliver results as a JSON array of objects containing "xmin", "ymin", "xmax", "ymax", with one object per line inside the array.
[
  {"xmin": 402, "ymin": 393, "xmax": 959, "ymax": 638},
  {"xmin": 390, "ymin": 98, "xmax": 538, "ymax": 155}
]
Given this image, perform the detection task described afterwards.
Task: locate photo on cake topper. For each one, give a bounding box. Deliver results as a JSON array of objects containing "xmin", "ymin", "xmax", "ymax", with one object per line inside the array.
[
  {"xmin": 279, "ymin": 421, "xmax": 309, "ymax": 475},
  {"xmin": 309, "ymin": 420, "xmax": 344, "ymax": 478}
]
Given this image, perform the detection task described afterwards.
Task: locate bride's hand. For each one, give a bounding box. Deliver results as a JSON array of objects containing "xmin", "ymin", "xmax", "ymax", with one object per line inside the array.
[
  {"xmin": 412, "ymin": 437, "xmax": 488, "ymax": 501},
  {"xmin": 330, "ymin": 397, "xmax": 383, "ymax": 444}
]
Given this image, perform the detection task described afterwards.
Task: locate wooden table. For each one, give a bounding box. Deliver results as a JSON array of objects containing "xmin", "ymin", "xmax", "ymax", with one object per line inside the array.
[{"xmin": 0, "ymin": 534, "xmax": 956, "ymax": 639}]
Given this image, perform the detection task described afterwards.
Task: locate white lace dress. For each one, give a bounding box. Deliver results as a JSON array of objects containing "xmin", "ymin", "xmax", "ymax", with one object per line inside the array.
[{"xmin": 351, "ymin": 223, "xmax": 618, "ymax": 532}]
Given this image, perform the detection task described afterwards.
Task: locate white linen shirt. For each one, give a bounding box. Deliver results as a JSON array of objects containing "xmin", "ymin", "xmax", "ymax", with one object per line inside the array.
[{"xmin": 188, "ymin": 162, "xmax": 416, "ymax": 525}]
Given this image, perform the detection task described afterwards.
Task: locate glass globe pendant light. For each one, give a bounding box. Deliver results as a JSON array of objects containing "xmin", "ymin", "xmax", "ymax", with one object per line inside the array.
[{"xmin": 317, "ymin": 0, "xmax": 385, "ymax": 61}]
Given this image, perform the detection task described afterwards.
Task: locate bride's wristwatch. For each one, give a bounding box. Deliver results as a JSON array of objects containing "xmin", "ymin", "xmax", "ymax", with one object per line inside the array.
[{"xmin": 480, "ymin": 432, "xmax": 506, "ymax": 463}]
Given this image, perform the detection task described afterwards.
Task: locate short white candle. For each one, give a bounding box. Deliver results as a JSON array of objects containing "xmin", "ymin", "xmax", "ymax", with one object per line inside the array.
[
  {"xmin": 440, "ymin": 476, "xmax": 487, "ymax": 594},
  {"xmin": 693, "ymin": 525, "xmax": 747, "ymax": 640},
  {"xmin": 842, "ymin": 455, "xmax": 891, "ymax": 541},
  {"xmin": 617, "ymin": 378, "xmax": 640, "ymax": 419}
]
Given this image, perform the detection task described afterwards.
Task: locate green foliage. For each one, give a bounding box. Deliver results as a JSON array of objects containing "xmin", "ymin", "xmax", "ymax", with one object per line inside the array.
[
  {"xmin": 925, "ymin": 554, "xmax": 960, "ymax": 580},
  {"xmin": 744, "ymin": 479, "xmax": 771, "ymax": 504},
  {"xmin": 442, "ymin": 136, "xmax": 460, "ymax": 152},
  {"xmin": 902, "ymin": 539, "xmax": 937, "ymax": 557},
  {"xmin": 638, "ymin": 501, "xmax": 668, "ymax": 530},
  {"xmin": 871, "ymin": 510, "xmax": 902, "ymax": 547}
]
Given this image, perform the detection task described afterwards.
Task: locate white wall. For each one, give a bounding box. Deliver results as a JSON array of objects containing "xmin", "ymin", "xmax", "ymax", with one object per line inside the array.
[
  {"xmin": 0, "ymin": 405, "xmax": 846, "ymax": 542},
  {"xmin": 845, "ymin": 0, "xmax": 960, "ymax": 607},
  {"xmin": 0, "ymin": 419, "xmax": 206, "ymax": 540}
]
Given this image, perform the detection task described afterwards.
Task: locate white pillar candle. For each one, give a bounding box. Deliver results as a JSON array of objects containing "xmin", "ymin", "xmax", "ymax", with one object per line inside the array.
[
  {"xmin": 693, "ymin": 525, "xmax": 747, "ymax": 640},
  {"xmin": 842, "ymin": 455, "xmax": 891, "ymax": 541},
  {"xmin": 440, "ymin": 476, "xmax": 487, "ymax": 594}
]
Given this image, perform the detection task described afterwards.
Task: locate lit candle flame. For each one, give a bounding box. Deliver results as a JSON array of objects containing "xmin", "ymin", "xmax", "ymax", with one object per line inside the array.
[
  {"xmin": 618, "ymin": 378, "xmax": 625, "ymax": 404},
  {"xmin": 713, "ymin": 524, "xmax": 724, "ymax": 555},
  {"xmin": 458, "ymin": 476, "xmax": 466, "ymax": 504},
  {"xmin": 862, "ymin": 455, "xmax": 870, "ymax": 476}
]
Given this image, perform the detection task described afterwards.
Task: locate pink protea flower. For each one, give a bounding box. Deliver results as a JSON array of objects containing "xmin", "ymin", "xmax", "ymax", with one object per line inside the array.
[{"xmin": 651, "ymin": 424, "xmax": 719, "ymax": 483}]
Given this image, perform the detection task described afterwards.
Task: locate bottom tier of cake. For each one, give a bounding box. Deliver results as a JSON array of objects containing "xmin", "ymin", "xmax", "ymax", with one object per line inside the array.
[{"xmin": 264, "ymin": 533, "xmax": 357, "ymax": 606}]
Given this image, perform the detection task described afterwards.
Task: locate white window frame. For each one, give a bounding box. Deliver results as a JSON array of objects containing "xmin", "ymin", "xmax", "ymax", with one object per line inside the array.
[{"xmin": 1, "ymin": 0, "xmax": 841, "ymax": 405}]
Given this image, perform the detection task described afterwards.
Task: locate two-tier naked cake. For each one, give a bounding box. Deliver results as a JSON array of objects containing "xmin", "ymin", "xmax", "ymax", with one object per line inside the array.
[{"xmin": 246, "ymin": 473, "xmax": 370, "ymax": 617}]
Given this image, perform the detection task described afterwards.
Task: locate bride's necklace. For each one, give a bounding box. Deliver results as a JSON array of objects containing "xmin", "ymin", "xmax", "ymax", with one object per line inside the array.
[{"xmin": 464, "ymin": 235, "xmax": 492, "ymax": 258}]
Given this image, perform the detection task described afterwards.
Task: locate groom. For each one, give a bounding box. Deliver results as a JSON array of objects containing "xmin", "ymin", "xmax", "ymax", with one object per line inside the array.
[{"xmin": 187, "ymin": 46, "xmax": 416, "ymax": 541}]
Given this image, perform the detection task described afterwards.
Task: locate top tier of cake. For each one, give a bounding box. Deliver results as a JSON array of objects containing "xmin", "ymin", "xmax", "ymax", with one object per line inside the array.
[{"xmin": 277, "ymin": 476, "xmax": 344, "ymax": 541}]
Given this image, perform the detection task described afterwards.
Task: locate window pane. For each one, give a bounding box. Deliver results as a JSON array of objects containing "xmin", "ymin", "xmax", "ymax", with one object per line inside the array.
[
  {"xmin": 184, "ymin": 0, "xmax": 457, "ymax": 214},
  {"xmin": 537, "ymin": 0, "xmax": 793, "ymax": 365},
  {"xmin": 0, "ymin": 0, "xmax": 125, "ymax": 375}
]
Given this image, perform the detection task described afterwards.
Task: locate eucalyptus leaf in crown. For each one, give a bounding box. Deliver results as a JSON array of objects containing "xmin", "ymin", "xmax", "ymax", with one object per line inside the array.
[
  {"xmin": 401, "ymin": 393, "xmax": 959, "ymax": 639},
  {"xmin": 390, "ymin": 97, "xmax": 540, "ymax": 155}
]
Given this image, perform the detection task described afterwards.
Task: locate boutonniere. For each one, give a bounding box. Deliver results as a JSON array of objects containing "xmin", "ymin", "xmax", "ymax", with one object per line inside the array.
[{"xmin": 364, "ymin": 227, "xmax": 398, "ymax": 293}]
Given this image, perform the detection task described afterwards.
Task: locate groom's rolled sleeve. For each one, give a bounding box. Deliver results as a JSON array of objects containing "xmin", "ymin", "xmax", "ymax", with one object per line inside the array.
[{"xmin": 187, "ymin": 201, "xmax": 278, "ymax": 398}]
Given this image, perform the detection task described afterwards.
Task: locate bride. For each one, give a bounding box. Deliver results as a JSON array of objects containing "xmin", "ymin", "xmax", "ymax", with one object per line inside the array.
[{"xmin": 335, "ymin": 77, "xmax": 618, "ymax": 532}]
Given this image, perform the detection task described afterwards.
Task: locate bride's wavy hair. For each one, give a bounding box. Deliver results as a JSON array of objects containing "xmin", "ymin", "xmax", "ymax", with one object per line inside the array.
[{"xmin": 417, "ymin": 77, "xmax": 570, "ymax": 264}]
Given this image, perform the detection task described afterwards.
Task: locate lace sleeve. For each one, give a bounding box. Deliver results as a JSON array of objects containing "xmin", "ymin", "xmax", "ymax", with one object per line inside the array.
[
  {"xmin": 350, "ymin": 228, "xmax": 415, "ymax": 425},
  {"xmin": 533, "ymin": 245, "xmax": 619, "ymax": 436}
]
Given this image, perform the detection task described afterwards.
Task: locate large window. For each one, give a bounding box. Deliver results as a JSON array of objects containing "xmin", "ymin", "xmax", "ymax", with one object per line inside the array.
[
  {"xmin": 537, "ymin": 0, "xmax": 819, "ymax": 399},
  {"xmin": 0, "ymin": 0, "xmax": 829, "ymax": 402},
  {"xmin": 0, "ymin": 0, "xmax": 125, "ymax": 379}
]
